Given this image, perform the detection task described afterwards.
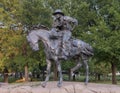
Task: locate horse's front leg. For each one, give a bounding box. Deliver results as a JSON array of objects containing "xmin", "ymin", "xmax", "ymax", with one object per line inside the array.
[
  {"xmin": 41, "ymin": 59, "xmax": 51, "ymax": 87},
  {"xmin": 56, "ymin": 61, "xmax": 63, "ymax": 87}
]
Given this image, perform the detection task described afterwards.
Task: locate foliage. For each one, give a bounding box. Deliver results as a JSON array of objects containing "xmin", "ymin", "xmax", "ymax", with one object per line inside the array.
[
  {"xmin": 0, "ymin": 28, "xmax": 23, "ymax": 71},
  {"xmin": 0, "ymin": 0, "xmax": 120, "ymax": 83},
  {"xmin": 19, "ymin": 0, "xmax": 52, "ymax": 27},
  {"xmin": 0, "ymin": 0, "xmax": 20, "ymax": 25}
]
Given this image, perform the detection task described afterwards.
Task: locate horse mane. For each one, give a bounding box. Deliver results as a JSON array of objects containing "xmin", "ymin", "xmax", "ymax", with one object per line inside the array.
[{"xmin": 30, "ymin": 24, "xmax": 50, "ymax": 31}]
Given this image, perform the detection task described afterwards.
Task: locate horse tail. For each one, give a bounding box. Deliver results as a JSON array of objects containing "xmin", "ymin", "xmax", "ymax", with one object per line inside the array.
[
  {"xmin": 73, "ymin": 39, "xmax": 94, "ymax": 56},
  {"xmin": 83, "ymin": 42, "xmax": 94, "ymax": 56}
]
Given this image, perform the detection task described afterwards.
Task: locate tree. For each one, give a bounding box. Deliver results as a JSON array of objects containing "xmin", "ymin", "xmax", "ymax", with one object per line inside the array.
[
  {"xmin": 0, "ymin": 0, "xmax": 21, "ymax": 26},
  {"xmin": 0, "ymin": 28, "xmax": 24, "ymax": 82},
  {"xmin": 0, "ymin": 0, "xmax": 28, "ymax": 81},
  {"xmin": 18, "ymin": 0, "xmax": 120, "ymax": 84},
  {"xmin": 19, "ymin": 0, "xmax": 52, "ymax": 27},
  {"xmin": 79, "ymin": 0, "xmax": 120, "ymax": 84}
]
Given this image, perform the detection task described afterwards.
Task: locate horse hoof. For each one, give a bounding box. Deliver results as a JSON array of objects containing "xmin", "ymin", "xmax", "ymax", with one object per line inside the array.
[
  {"xmin": 84, "ymin": 82, "xmax": 88, "ymax": 86},
  {"xmin": 41, "ymin": 82, "xmax": 46, "ymax": 88},
  {"xmin": 57, "ymin": 83, "xmax": 62, "ymax": 87}
]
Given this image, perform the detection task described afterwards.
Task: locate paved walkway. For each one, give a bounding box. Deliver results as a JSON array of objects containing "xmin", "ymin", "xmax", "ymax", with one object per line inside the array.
[{"xmin": 0, "ymin": 81, "xmax": 120, "ymax": 93}]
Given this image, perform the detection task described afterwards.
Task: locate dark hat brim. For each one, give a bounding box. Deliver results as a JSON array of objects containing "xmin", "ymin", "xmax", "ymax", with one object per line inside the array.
[{"xmin": 53, "ymin": 12, "xmax": 64, "ymax": 16}]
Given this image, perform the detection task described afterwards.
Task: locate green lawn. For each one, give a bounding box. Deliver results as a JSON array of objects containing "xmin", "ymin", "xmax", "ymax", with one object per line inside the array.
[{"xmin": 0, "ymin": 75, "xmax": 120, "ymax": 85}]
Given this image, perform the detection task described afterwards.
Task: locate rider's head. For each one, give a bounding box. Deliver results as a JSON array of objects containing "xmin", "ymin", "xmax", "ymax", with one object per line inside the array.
[{"xmin": 53, "ymin": 9, "xmax": 64, "ymax": 18}]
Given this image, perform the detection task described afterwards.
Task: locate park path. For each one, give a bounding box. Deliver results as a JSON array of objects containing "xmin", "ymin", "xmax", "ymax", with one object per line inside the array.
[{"xmin": 0, "ymin": 81, "xmax": 120, "ymax": 93}]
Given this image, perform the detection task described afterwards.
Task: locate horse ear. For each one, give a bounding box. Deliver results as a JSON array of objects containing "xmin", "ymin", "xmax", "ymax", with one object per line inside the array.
[{"xmin": 26, "ymin": 36, "xmax": 30, "ymax": 42}]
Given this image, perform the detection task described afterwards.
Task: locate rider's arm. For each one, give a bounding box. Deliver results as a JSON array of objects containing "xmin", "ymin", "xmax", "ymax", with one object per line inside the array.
[{"xmin": 64, "ymin": 16, "xmax": 78, "ymax": 26}]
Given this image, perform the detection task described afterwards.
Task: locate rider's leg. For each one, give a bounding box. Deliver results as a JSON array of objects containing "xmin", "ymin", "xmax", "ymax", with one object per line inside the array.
[{"xmin": 62, "ymin": 31, "xmax": 72, "ymax": 56}]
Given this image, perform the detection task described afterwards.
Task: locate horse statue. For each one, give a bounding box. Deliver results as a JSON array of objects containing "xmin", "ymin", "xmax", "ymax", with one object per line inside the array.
[{"xmin": 27, "ymin": 28, "xmax": 93, "ymax": 87}]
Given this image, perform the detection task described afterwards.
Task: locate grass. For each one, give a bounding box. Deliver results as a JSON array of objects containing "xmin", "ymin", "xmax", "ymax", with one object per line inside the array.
[
  {"xmin": 62, "ymin": 74, "xmax": 120, "ymax": 85},
  {"xmin": 0, "ymin": 75, "xmax": 120, "ymax": 86}
]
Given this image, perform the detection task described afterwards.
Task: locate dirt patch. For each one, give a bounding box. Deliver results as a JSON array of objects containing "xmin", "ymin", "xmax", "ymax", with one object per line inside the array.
[{"xmin": 0, "ymin": 81, "xmax": 120, "ymax": 93}]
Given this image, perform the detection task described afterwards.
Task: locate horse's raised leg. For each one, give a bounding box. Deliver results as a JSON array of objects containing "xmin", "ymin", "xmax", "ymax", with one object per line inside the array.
[
  {"xmin": 41, "ymin": 59, "xmax": 51, "ymax": 87},
  {"xmin": 56, "ymin": 61, "xmax": 63, "ymax": 87},
  {"xmin": 70, "ymin": 58, "xmax": 82, "ymax": 80},
  {"xmin": 82, "ymin": 55, "xmax": 89, "ymax": 85}
]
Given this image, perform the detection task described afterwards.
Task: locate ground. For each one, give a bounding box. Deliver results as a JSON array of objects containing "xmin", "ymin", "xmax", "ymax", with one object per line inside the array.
[{"xmin": 0, "ymin": 81, "xmax": 120, "ymax": 93}]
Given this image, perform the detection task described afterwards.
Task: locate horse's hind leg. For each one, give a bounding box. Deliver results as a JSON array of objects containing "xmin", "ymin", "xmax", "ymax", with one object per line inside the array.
[
  {"xmin": 41, "ymin": 59, "xmax": 51, "ymax": 87},
  {"xmin": 70, "ymin": 58, "xmax": 82, "ymax": 80},
  {"xmin": 82, "ymin": 55, "xmax": 89, "ymax": 85}
]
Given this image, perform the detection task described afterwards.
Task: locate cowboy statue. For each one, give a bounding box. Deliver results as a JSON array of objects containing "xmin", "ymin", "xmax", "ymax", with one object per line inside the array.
[
  {"xmin": 27, "ymin": 9, "xmax": 93, "ymax": 87},
  {"xmin": 50, "ymin": 9, "xmax": 78, "ymax": 59}
]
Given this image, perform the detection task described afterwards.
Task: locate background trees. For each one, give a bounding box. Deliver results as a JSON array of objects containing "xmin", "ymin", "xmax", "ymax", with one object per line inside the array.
[
  {"xmin": 85, "ymin": 0, "xmax": 120, "ymax": 84},
  {"xmin": 0, "ymin": 0, "xmax": 120, "ymax": 84}
]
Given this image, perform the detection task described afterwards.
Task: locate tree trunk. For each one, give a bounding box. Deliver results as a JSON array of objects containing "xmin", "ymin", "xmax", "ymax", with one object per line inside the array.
[
  {"xmin": 20, "ymin": 72, "xmax": 23, "ymax": 79},
  {"xmin": 53, "ymin": 63, "xmax": 57, "ymax": 80},
  {"xmin": 98, "ymin": 74, "xmax": 101, "ymax": 81},
  {"xmin": 25, "ymin": 64, "xmax": 29, "ymax": 82},
  {"xmin": 111, "ymin": 62, "xmax": 117, "ymax": 84},
  {"xmin": 3, "ymin": 67, "xmax": 9, "ymax": 83},
  {"xmin": 15, "ymin": 71, "xmax": 18, "ymax": 78},
  {"xmin": 68, "ymin": 69, "xmax": 71, "ymax": 80},
  {"xmin": 95, "ymin": 73, "xmax": 97, "ymax": 81},
  {"xmin": 4, "ymin": 74, "xmax": 8, "ymax": 83},
  {"xmin": 42, "ymin": 69, "xmax": 45, "ymax": 81}
]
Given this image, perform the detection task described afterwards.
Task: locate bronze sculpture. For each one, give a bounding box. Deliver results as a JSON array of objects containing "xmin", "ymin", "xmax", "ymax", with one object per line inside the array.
[{"xmin": 27, "ymin": 9, "xmax": 93, "ymax": 87}]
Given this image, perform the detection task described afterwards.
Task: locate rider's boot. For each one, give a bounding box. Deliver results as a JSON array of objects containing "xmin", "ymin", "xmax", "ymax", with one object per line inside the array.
[
  {"xmin": 61, "ymin": 49, "xmax": 69, "ymax": 60},
  {"xmin": 59, "ymin": 55, "xmax": 67, "ymax": 60},
  {"xmin": 59, "ymin": 54, "xmax": 67, "ymax": 60},
  {"xmin": 58, "ymin": 49, "xmax": 68, "ymax": 60}
]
